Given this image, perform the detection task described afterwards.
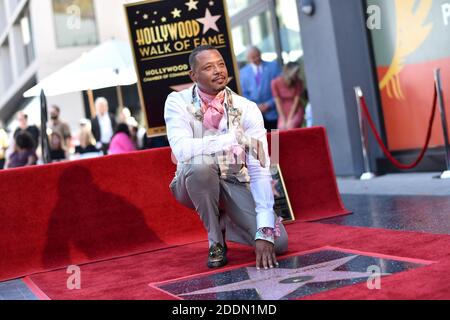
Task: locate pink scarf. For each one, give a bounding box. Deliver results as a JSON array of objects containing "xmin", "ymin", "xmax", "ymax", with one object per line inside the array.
[
  {"xmin": 198, "ymin": 88, "xmax": 225, "ymax": 131},
  {"xmin": 198, "ymin": 88, "xmax": 245, "ymax": 165}
]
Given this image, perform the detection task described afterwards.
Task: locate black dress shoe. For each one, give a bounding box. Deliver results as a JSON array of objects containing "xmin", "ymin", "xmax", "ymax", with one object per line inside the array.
[
  {"xmin": 207, "ymin": 243, "xmax": 228, "ymax": 269},
  {"xmin": 222, "ymin": 230, "xmax": 228, "ymax": 254}
]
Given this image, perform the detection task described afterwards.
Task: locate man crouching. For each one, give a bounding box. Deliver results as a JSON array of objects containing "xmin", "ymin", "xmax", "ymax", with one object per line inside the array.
[{"xmin": 164, "ymin": 45, "xmax": 288, "ymax": 270}]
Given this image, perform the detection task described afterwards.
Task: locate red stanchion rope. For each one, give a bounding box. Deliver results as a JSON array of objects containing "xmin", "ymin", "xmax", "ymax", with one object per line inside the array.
[{"xmin": 359, "ymin": 86, "xmax": 438, "ymax": 170}]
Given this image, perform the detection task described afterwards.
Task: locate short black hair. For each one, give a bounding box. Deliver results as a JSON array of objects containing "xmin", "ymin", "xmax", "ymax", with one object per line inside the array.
[
  {"xmin": 15, "ymin": 131, "xmax": 35, "ymax": 150},
  {"xmin": 189, "ymin": 45, "xmax": 218, "ymax": 70},
  {"xmin": 114, "ymin": 123, "xmax": 130, "ymax": 137}
]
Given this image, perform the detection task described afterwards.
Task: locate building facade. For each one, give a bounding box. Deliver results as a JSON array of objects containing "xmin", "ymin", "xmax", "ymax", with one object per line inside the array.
[
  {"xmin": 0, "ymin": 0, "xmax": 132, "ymax": 132},
  {"xmin": 0, "ymin": 0, "xmax": 302, "ymax": 130},
  {"xmin": 299, "ymin": 0, "xmax": 450, "ymax": 175}
]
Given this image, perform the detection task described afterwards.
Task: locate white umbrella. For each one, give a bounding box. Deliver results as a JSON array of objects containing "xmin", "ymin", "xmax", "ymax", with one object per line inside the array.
[
  {"xmin": 24, "ymin": 39, "xmax": 137, "ymax": 97},
  {"xmin": 23, "ymin": 39, "xmax": 138, "ymax": 117}
]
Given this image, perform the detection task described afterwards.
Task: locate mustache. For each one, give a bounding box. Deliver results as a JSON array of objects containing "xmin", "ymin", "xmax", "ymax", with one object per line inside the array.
[{"xmin": 212, "ymin": 75, "xmax": 226, "ymax": 81}]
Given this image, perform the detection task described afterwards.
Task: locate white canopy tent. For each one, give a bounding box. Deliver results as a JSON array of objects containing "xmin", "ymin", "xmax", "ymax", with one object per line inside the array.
[{"xmin": 23, "ymin": 39, "xmax": 138, "ymax": 116}]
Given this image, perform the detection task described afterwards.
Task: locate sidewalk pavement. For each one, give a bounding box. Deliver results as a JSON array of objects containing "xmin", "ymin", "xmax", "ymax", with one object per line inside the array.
[{"xmin": 337, "ymin": 173, "xmax": 450, "ymax": 196}]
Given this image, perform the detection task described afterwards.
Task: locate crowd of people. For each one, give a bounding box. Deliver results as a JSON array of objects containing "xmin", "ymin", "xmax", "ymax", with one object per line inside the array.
[
  {"xmin": 0, "ymin": 97, "xmax": 150, "ymax": 170},
  {"xmin": 0, "ymin": 46, "xmax": 312, "ymax": 171}
]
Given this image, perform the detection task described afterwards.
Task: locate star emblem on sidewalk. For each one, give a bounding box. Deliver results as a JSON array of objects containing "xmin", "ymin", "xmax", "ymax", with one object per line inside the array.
[
  {"xmin": 185, "ymin": 0, "xmax": 199, "ymax": 11},
  {"xmin": 196, "ymin": 8, "xmax": 221, "ymax": 35},
  {"xmin": 171, "ymin": 8, "xmax": 182, "ymax": 19},
  {"xmin": 179, "ymin": 255, "xmax": 390, "ymax": 300}
]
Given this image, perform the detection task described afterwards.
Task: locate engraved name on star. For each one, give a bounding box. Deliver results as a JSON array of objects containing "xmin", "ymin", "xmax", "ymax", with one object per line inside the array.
[
  {"xmin": 196, "ymin": 9, "xmax": 221, "ymax": 35},
  {"xmin": 171, "ymin": 8, "xmax": 182, "ymax": 19},
  {"xmin": 185, "ymin": 0, "xmax": 199, "ymax": 11},
  {"xmin": 180, "ymin": 255, "xmax": 390, "ymax": 300}
]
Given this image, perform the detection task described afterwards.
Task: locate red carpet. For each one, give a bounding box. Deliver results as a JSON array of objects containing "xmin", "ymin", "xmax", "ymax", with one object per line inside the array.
[
  {"xmin": 0, "ymin": 148, "xmax": 206, "ymax": 281},
  {"xmin": 0, "ymin": 127, "xmax": 349, "ymax": 281},
  {"xmin": 26, "ymin": 222, "xmax": 450, "ymax": 300}
]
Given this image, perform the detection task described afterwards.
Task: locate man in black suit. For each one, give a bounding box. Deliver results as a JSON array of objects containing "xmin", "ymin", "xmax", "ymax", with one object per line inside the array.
[{"xmin": 91, "ymin": 97, "xmax": 117, "ymax": 155}]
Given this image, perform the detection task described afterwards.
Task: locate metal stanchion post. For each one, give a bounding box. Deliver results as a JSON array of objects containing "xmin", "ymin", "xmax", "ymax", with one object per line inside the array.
[
  {"xmin": 434, "ymin": 69, "xmax": 450, "ymax": 179},
  {"xmin": 354, "ymin": 87, "xmax": 376, "ymax": 180}
]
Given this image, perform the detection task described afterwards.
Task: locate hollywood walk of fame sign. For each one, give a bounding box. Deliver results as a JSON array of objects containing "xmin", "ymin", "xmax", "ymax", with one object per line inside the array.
[
  {"xmin": 124, "ymin": 0, "xmax": 241, "ymax": 136},
  {"xmin": 150, "ymin": 248, "xmax": 431, "ymax": 300}
]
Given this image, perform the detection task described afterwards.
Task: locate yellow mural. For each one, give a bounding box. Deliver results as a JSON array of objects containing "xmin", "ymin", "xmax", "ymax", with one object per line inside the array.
[{"xmin": 379, "ymin": 0, "xmax": 433, "ymax": 100}]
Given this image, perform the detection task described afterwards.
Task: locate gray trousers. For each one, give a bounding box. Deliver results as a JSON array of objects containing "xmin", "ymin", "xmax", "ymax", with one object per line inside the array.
[{"xmin": 170, "ymin": 156, "xmax": 288, "ymax": 255}]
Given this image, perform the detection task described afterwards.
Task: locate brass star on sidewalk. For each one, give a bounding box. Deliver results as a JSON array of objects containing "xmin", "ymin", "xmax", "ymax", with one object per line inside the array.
[
  {"xmin": 196, "ymin": 8, "xmax": 221, "ymax": 35},
  {"xmin": 185, "ymin": 0, "xmax": 199, "ymax": 11},
  {"xmin": 171, "ymin": 8, "xmax": 182, "ymax": 19},
  {"xmin": 180, "ymin": 255, "xmax": 390, "ymax": 300}
]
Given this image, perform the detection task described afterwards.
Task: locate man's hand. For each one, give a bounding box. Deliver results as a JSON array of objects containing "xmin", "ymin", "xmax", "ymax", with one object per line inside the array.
[{"xmin": 255, "ymin": 240, "xmax": 278, "ymax": 270}]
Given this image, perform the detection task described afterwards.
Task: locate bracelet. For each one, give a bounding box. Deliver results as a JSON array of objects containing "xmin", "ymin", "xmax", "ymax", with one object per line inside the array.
[
  {"xmin": 255, "ymin": 217, "xmax": 284, "ymax": 244},
  {"xmin": 255, "ymin": 228, "xmax": 275, "ymax": 244}
]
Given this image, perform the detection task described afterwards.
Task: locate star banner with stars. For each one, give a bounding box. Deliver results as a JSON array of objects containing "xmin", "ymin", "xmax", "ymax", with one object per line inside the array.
[{"xmin": 124, "ymin": 0, "xmax": 240, "ymax": 136}]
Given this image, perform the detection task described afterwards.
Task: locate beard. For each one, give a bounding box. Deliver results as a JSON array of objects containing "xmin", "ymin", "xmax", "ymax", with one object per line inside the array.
[
  {"xmin": 215, "ymin": 83, "xmax": 227, "ymax": 92},
  {"xmin": 210, "ymin": 76, "xmax": 228, "ymax": 92}
]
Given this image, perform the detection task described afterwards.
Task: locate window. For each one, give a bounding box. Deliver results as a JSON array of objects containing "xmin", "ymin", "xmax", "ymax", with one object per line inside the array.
[
  {"xmin": 276, "ymin": 0, "xmax": 302, "ymax": 63},
  {"xmin": 229, "ymin": 0, "xmax": 303, "ymax": 66},
  {"xmin": 229, "ymin": 1, "xmax": 278, "ymax": 65},
  {"xmin": 227, "ymin": 0, "xmax": 259, "ymax": 16},
  {"xmin": 0, "ymin": 39, "xmax": 13, "ymax": 93},
  {"xmin": 10, "ymin": 6, "xmax": 35, "ymax": 74},
  {"xmin": 0, "ymin": 0, "xmax": 7, "ymax": 33},
  {"xmin": 7, "ymin": 0, "xmax": 21, "ymax": 14},
  {"xmin": 249, "ymin": 10, "xmax": 277, "ymax": 61},
  {"xmin": 232, "ymin": 25, "xmax": 250, "ymax": 65},
  {"xmin": 20, "ymin": 9, "xmax": 34, "ymax": 66},
  {"xmin": 52, "ymin": 0, "xmax": 98, "ymax": 47}
]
